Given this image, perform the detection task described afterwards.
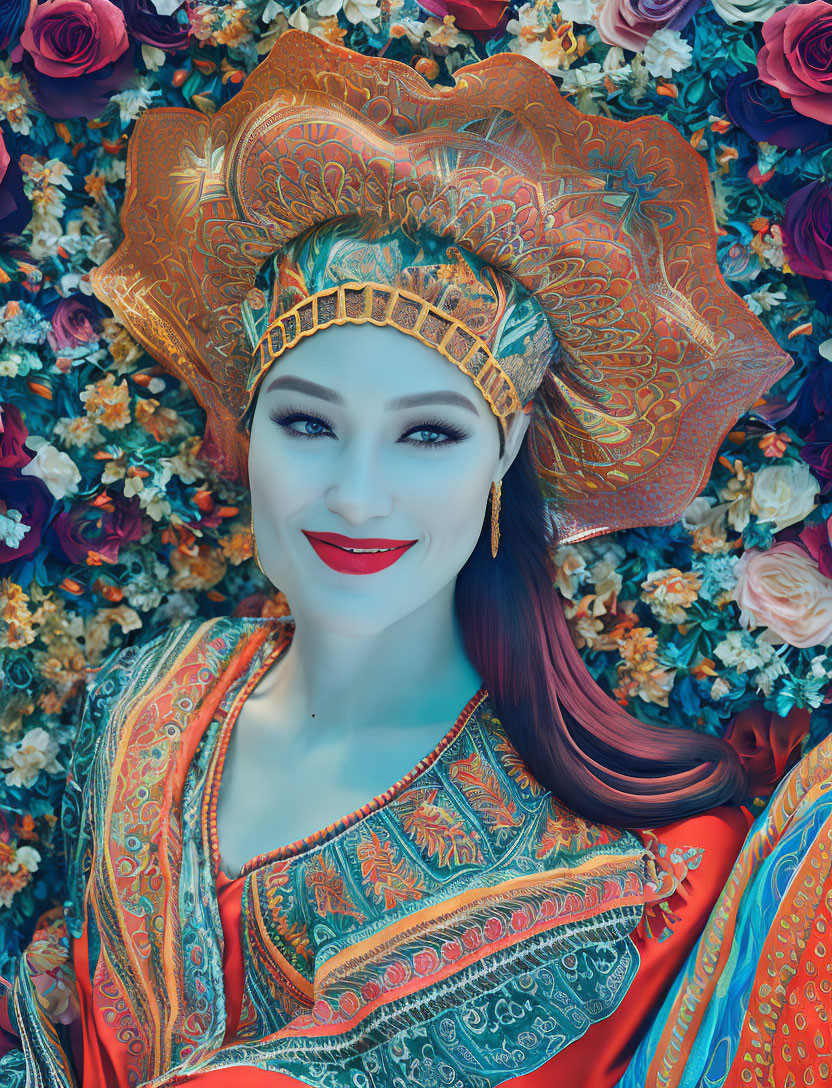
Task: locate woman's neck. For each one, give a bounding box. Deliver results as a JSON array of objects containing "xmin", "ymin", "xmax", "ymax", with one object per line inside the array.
[{"xmin": 262, "ymin": 582, "xmax": 483, "ymax": 737}]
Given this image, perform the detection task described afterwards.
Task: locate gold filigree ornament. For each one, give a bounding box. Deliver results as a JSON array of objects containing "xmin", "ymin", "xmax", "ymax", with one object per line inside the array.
[{"xmin": 91, "ymin": 30, "xmax": 791, "ymax": 545}]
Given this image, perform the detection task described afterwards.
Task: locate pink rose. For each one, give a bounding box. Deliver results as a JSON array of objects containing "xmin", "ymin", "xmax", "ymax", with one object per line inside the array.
[
  {"xmin": 733, "ymin": 541, "xmax": 832, "ymax": 648},
  {"xmin": 49, "ymin": 297, "xmax": 99, "ymax": 350},
  {"xmin": 596, "ymin": 0, "xmax": 704, "ymax": 52},
  {"xmin": 20, "ymin": 0, "xmax": 129, "ymax": 79},
  {"xmin": 757, "ymin": 1, "xmax": 832, "ymax": 125}
]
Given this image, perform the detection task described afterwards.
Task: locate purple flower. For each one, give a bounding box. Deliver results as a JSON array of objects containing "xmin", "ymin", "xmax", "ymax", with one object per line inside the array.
[
  {"xmin": 596, "ymin": 0, "xmax": 704, "ymax": 51},
  {"xmin": 21, "ymin": 46, "xmax": 135, "ymax": 120},
  {"xmin": 118, "ymin": 0, "xmax": 190, "ymax": 51},
  {"xmin": 0, "ymin": 0, "xmax": 30, "ymax": 51},
  {"xmin": 787, "ymin": 366, "xmax": 832, "ymax": 441},
  {"xmin": 800, "ymin": 441, "xmax": 832, "ymax": 488},
  {"xmin": 782, "ymin": 179, "xmax": 832, "ymax": 282},
  {"xmin": 0, "ymin": 127, "xmax": 30, "ymax": 240},
  {"xmin": 49, "ymin": 297, "xmax": 99, "ymax": 350},
  {"xmin": 0, "ymin": 470, "xmax": 52, "ymax": 566},
  {"xmin": 0, "ymin": 402, "xmax": 31, "ymax": 470},
  {"xmin": 48, "ymin": 494, "xmax": 147, "ymax": 565},
  {"xmin": 725, "ymin": 70, "xmax": 830, "ymax": 150}
]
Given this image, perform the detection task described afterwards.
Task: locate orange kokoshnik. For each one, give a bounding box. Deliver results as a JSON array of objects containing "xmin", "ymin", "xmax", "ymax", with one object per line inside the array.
[{"xmin": 90, "ymin": 29, "xmax": 789, "ymax": 545}]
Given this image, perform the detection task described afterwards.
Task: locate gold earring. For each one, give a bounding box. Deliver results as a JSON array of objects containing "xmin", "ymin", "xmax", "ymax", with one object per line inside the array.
[
  {"xmin": 250, "ymin": 509, "xmax": 267, "ymax": 576},
  {"xmin": 490, "ymin": 479, "xmax": 501, "ymax": 559}
]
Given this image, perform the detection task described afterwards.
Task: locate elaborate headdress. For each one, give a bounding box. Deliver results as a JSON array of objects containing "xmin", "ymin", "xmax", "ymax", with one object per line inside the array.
[{"xmin": 91, "ymin": 31, "xmax": 790, "ymax": 544}]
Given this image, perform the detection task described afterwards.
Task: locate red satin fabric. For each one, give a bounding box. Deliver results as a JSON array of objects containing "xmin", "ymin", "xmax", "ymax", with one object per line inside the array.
[{"xmin": 150, "ymin": 805, "xmax": 751, "ymax": 1088}]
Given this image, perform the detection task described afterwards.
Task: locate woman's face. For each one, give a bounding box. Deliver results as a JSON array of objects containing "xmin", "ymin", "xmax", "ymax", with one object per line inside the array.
[{"xmin": 248, "ymin": 323, "xmax": 530, "ymax": 637}]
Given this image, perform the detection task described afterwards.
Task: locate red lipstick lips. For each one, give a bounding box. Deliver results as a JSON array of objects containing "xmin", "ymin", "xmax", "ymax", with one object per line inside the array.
[{"xmin": 302, "ymin": 530, "xmax": 417, "ymax": 575}]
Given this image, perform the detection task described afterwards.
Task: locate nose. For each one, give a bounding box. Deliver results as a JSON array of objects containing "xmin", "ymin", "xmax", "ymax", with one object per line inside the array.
[{"xmin": 324, "ymin": 435, "xmax": 394, "ymax": 526}]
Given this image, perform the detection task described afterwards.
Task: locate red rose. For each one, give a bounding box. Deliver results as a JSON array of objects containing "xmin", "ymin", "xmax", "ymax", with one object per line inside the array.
[
  {"xmin": 757, "ymin": 1, "xmax": 832, "ymax": 125},
  {"xmin": 0, "ymin": 403, "xmax": 32, "ymax": 470},
  {"xmin": 337, "ymin": 991, "xmax": 361, "ymax": 1019},
  {"xmin": 724, "ymin": 703, "xmax": 810, "ymax": 797},
  {"xmin": 415, "ymin": 0, "xmax": 507, "ymax": 33},
  {"xmin": 413, "ymin": 948, "xmax": 441, "ymax": 976},
  {"xmin": 20, "ymin": 0, "xmax": 129, "ymax": 79},
  {"xmin": 311, "ymin": 999, "xmax": 335, "ymax": 1025},
  {"xmin": 510, "ymin": 908, "xmax": 530, "ymax": 933},
  {"xmin": 47, "ymin": 495, "xmax": 148, "ymax": 566},
  {"xmin": 360, "ymin": 980, "xmax": 381, "ymax": 1002}
]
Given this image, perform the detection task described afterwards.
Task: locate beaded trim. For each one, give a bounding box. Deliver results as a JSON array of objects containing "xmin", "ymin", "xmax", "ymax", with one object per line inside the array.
[
  {"xmin": 248, "ymin": 283, "xmax": 528, "ymax": 426},
  {"xmin": 207, "ymin": 617, "xmax": 489, "ymax": 878}
]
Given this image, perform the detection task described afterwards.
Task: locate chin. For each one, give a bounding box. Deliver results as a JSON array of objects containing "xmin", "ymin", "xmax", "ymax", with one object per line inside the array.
[{"xmin": 287, "ymin": 583, "xmax": 422, "ymax": 639}]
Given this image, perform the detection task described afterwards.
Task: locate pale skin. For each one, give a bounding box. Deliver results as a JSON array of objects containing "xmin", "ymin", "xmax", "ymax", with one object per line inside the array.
[{"xmin": 216, "ymin": 323, "xmax": 531, "ymax": 878}]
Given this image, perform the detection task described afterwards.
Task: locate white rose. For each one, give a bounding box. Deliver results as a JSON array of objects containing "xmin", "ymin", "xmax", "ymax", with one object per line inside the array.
[
  {"xmin": 642, "ymin": 28, "xmax": 693, "ymax": 78},
  {"xmin": 13, "ymin": 846, "xmax": 41, "ymax": 874},
  {"xmin": 750, "ymin": 462, "xmax": 818, "ymax": 532},
  {"xmin": 556, "ymin": 0, "xmax": 597, "ymax": 22},
  {"xmin": 711, "ymin": 0, "xmax": 785, "ymax": 23},
  {"xmin": 20, "ymin": 443, "xmax": 81, "ymax": 499},
  {"xmin": 1, "ymin": 728, "xmax": 63, "ymax": 789}
]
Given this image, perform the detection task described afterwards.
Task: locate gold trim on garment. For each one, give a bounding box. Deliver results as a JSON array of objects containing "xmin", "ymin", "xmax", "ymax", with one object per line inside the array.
[{"xmin": 249, "ymin": 282, "xmax": 527, "ymax": 427}]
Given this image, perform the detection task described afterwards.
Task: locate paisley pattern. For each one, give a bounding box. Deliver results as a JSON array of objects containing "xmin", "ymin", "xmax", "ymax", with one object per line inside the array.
[
  {"xmin": 4, "ymin": 615, "xmax": 831, "ymax": 1087},
  {"xmin": 617, "ymin": 728, "xmax": 832, "ymax": 1088},
  {"xmin": 39, "ymin": 616, "xmax": 681, "ymax": 1087},
  {"xmin": 89, "ymin": 32, "xmax": 790, "ymax": 544}
]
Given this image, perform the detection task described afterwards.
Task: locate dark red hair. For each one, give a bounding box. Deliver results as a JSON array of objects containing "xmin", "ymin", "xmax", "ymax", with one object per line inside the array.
[{"xmin": 455, "ymin": 440, "xmax": 746, "ymax": 828}]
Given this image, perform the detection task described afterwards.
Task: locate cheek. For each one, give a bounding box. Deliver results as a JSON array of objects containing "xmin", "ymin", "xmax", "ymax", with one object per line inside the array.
[
  {"xmin": 409, "ymin": 462, "xmax": 492, "ymax": 549},
  {"xmin": 249, "ymin": 438, "xmax": 319, "ymax": 527}
]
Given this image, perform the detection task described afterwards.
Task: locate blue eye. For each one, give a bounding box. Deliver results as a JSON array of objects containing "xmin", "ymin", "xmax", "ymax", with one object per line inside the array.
[
  {"xmin": 268, "ymin": 406, "xmax": 468, "ymax": 447},
  {"xmin": 269, "ymin": 408, "xmax": 334, "ymax": 440},
  {"xmin": 405, "ymin": 427, "xmax": 454, "ymax": 446},
  {"xmin": 402, "ymin": 420, "xmax": 467, "ymax": 448}
]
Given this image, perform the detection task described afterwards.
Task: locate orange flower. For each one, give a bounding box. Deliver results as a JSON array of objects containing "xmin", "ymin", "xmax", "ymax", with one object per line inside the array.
[{"xmin": 758, "ymin": 431, "xmax": 791, "ymax": 458}]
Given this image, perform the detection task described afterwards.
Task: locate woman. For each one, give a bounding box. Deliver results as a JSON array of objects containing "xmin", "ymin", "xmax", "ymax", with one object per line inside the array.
[{"xmin": 2, "ymin": 29, "xmax": 829, "ymax": 1088}]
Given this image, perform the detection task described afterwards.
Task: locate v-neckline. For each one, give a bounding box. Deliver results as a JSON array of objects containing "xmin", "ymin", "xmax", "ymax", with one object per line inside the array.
[{"xmin": 205, "ymin": 618, "xmax": 487, "ymax": 881}]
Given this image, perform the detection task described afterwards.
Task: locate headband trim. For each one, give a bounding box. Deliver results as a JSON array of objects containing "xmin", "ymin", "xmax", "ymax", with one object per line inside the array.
[{"xmin": 248, "ymin": 282, "xmax": 526, "ymax": 427}]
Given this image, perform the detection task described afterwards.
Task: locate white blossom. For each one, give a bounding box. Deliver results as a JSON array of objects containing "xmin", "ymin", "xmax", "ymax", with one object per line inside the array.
[
  {"xmin": 750, "ymin": 462, "xmax": 819, "ymax": 532},
  {"xmin": 642, "ymin": 28, "xmax": 693, "ymax": 78},
  {"xmin": 743, "ymin": 284, "xmax": 787, "ymax": 315},
  {"xmin": 556, "ymin": 0, "xmax": 597, "ymax": 21},
  {"xmin": 711, "ymin": 0, "xmax": 785, "ymax": 22},
  {"xmin": 20, "ymin": 443, "xmax": 81, "ymax": 499},
  {"xmin": 0, "ymin": 509, "xmax": 31, "ymax": 550},
  {"xmin": 1, "ymin": 728, "xmax": 63, "ymax": 789}
]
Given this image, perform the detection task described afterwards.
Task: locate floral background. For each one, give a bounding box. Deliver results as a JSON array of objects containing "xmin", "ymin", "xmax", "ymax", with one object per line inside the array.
[{"xmin": 1, "ymin": 0, "xmax": 832, "ymax": 971}]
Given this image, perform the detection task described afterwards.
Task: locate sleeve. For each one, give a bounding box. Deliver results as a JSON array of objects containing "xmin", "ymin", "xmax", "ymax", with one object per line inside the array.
[
  {"xmin": 615, "ymin": 730, "xmax": 832, "ymax": 1088},
  {"xmin": 0, "ymin": 631, "xmax": 172, "ymax": 1087}
]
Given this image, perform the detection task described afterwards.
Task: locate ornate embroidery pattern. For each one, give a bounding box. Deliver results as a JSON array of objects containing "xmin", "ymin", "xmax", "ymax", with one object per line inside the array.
[
  {"xmin": 355, "ymin": 832, "xmax": 425, "ymax": 909},
  {"xmin": 447, "ymin": 750, "xmax": 521, "ymax": 843},
  {"xmin": 304, "ymin": 857, "xmax": 367, "ymax": 924},
  {"xmin": 60, "ymin": 617, "xmax": 702, "ymax": 1088},
  {"xmin": 391, "ymin": 787, "xmax": 483, "ymax": 868}
]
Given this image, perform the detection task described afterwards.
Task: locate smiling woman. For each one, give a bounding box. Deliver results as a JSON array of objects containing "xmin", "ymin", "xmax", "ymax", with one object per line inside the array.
[{"xmin": 2, "ymin": 28, "xmax": 831, "ymax": 1088}]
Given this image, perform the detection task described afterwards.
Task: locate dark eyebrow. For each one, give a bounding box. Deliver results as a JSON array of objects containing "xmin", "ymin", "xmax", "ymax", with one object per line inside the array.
[{"xmin": 265, "ymin": 375, "xmax": 479, "ymax": 416}]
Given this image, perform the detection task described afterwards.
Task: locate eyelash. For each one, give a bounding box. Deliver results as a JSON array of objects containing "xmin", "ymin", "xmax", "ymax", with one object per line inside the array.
[{"xmin": 268, "ymin": 404, "xmax": 468, "ymax": 448}]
